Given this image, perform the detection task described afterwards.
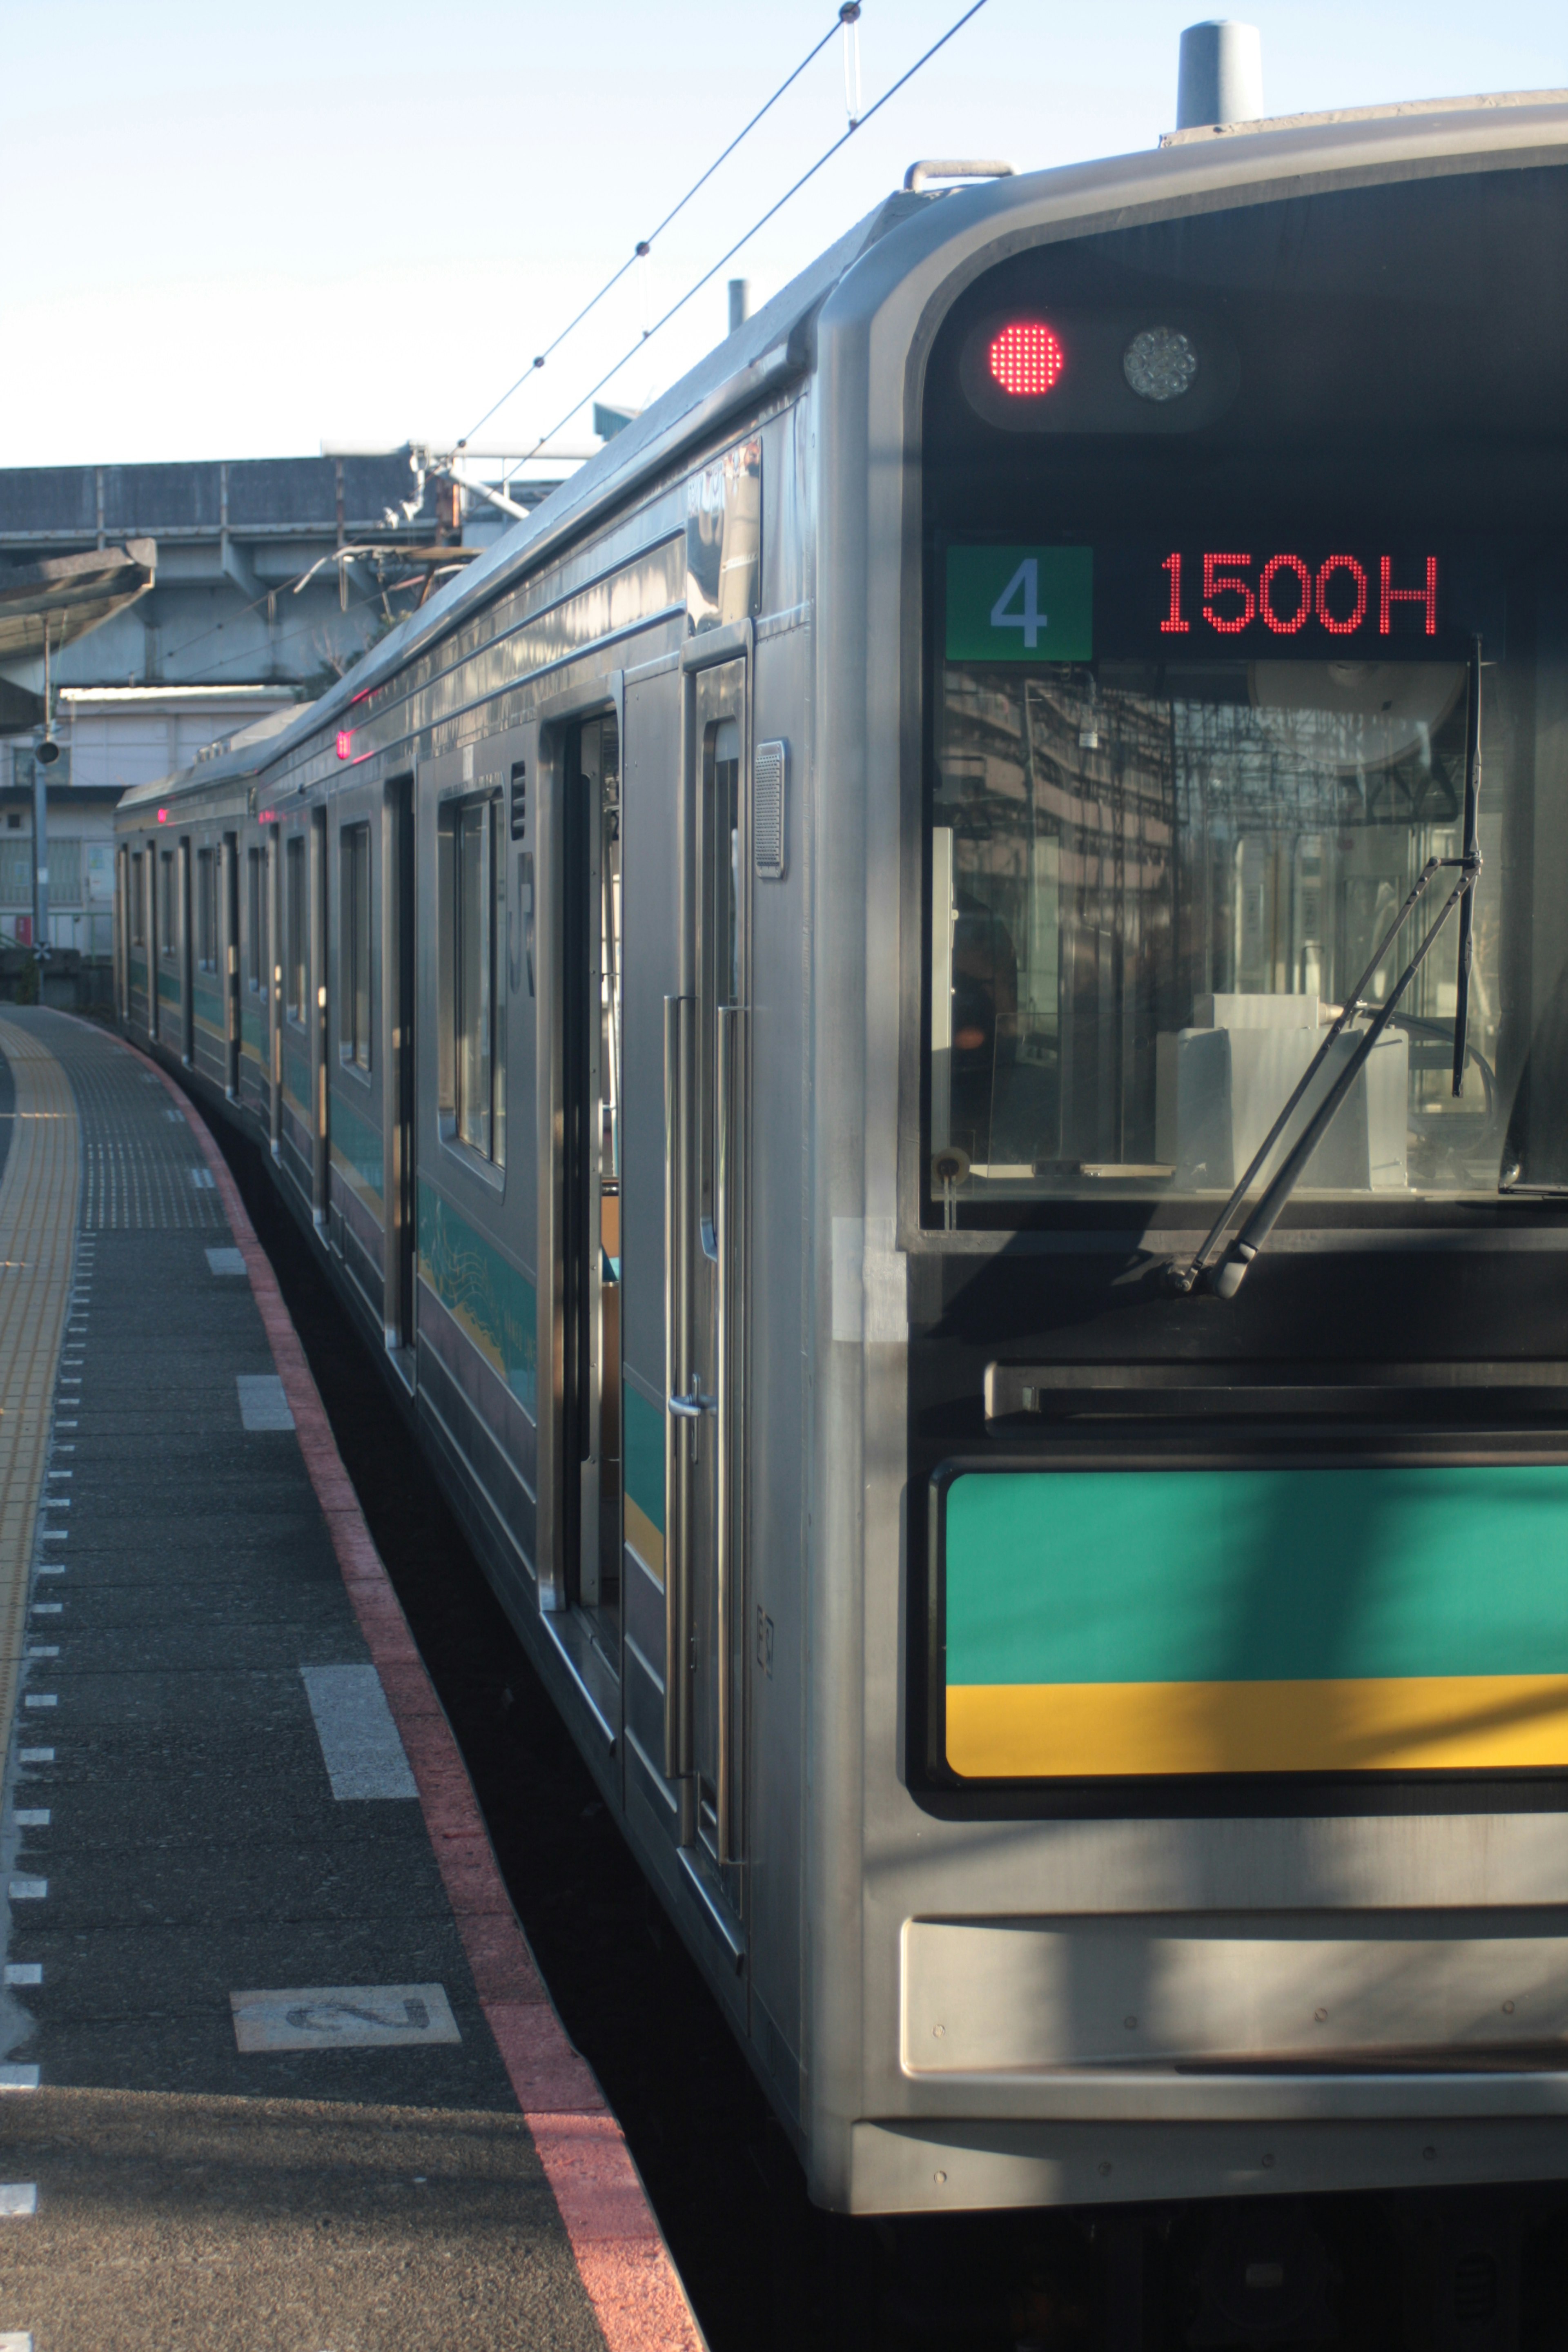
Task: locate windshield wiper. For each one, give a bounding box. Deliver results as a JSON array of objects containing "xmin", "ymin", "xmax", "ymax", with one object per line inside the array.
[{"xmin": 1173, "ymin": 636, "xmax": 1483, "ymax": 1301}]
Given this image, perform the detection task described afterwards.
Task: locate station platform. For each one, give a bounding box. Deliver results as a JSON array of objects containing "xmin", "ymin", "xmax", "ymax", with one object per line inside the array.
[{"xmin": 0, "ymin": 1009, "xmax": 702, "ymax": 2352}]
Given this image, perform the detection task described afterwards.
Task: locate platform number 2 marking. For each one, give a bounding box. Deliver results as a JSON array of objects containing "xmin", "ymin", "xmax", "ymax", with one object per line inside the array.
[{"xmin": 989, "ymin": 557, "xmax": 1046, "ymax": 649}]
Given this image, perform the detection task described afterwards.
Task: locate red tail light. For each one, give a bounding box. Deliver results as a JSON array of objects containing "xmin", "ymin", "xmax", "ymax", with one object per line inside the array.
[{"xmin": 987, "ymin": 321, "xmax": 1065, "ymax": 396}]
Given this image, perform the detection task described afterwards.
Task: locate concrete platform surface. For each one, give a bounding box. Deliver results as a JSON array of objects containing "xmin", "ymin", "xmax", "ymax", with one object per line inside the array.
[{"xmin": 0, "ymin": 1009, "xmax": 703, "ymax": 2352}]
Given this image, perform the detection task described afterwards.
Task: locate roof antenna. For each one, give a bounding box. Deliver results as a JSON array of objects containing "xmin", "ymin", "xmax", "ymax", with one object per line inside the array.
[{"xmin": 1176, "ymin": 19, "xmax": 1264, "ymax": 130}]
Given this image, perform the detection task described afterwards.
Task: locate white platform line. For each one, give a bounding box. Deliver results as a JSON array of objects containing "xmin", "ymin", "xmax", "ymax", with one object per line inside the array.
[
  {"xmin": 300, "ymin": 1665, "xmax": 418, "ymax": 1800},
  {"xmin": 237, "ymin": 1374, "xmax": 294, "ymax": 1432}
]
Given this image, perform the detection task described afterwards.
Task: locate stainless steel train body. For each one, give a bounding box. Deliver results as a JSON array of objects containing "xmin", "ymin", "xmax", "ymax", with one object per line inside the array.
[{"xmin": 117, "ymin": 96, "xmax": 1568, "ymax": 2219}]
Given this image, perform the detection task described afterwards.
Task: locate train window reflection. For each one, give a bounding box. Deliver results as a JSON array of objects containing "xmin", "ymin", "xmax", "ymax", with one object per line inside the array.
[
  {"xmin": 442, "ymin": 795, "xmax": 505, "ymax": 1167},
  {"xmin": 929, "ymin": 654, "xmax": 1523, "ymax": 1209},
  {"xmin": 284, "ymin": 835, "xmax": 306, "ymax": 1024},
  {"xmin": 699, "ymin": 717, "xmax": 741, "ymax": 1248},
  {"xmin": 158, "ymin": 850, "xmax": 176, "ymax": 958},
  {"xmin": 245, "ymin": 848, "xmax": 263, "ymax": 992},
  {"xmin": 196, "ymin": 848, "xmax": 217, "ymax": 974},
  {"xmin": 339, "ymin": 822, "xmax": 371, "ymax": 1071}
]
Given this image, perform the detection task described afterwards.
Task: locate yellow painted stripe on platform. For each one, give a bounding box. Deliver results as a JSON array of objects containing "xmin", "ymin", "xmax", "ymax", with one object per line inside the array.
[
  {"xmin": 945, "ymin": 1675, "xmax": 1568, "ymax": 1778},
  {"xmin": 0, "ymin": 1016, "xmax": 79, "ymax": 1769},
  {"xmin": 624, "ymin": 1495, "xmax": 664, "ymax": 1588}
]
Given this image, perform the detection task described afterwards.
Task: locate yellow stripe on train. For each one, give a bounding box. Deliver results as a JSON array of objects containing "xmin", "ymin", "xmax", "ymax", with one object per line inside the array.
[{"xmin": 945, "ymin": 1675, "xmax": 1568, "ymax": 1778}]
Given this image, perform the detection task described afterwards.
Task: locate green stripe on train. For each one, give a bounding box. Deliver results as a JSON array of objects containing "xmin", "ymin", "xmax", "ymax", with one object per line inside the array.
[
  {"xmin": 622, "ymin": 1385, "xmax": 665, "ymax": 1539},
  {"xmin": 330, "ymin": 1090, "xmax": 384, "ymax": 1207},
  {"xmin": 944, "ymin": 1466, "xmax": 1568, "ymax": 1686},
  {"xmin": 283, "ymin": 1043, "xmax": 309, "ymax": 1113},
  {"xmin": 416, "ymin": 1178, "xmax": 536, "ymax": 1416}
]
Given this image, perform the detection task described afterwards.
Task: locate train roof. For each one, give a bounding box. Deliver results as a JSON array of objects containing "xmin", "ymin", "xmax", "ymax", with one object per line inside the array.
[{"xmin": 124, "ymin": 85, "xmax": 1568, "ymax": 815}]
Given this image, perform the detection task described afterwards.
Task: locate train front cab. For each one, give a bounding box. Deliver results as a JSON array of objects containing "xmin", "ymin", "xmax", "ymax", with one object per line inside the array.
[{"xmin": 820, "ymin": 108, "xmax": 1568, "ymax": 2225}]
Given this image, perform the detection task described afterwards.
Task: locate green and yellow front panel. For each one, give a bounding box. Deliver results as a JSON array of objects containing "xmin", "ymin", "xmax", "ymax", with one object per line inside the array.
[{"xmin": 941, "ymin": 1464, "xmax": 1568, "ymax": 1777}]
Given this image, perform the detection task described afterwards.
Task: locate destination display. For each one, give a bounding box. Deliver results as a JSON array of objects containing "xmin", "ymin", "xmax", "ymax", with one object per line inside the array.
[{"xmin": 944, "ymin": 541, "xmax": 1501, "ymax": 664}]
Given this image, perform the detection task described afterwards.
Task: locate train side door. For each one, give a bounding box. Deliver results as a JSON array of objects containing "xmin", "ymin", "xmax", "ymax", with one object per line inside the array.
[
  {"xmin": 386, "ymin": 777, "xmax": 417, "ymax": 1366},
  {"xmin": 148, "ymin": 842, "xmax": 160, "ymax": 1035},
  {"xmin": 670, "ymin": 657, "xmax": 748, "ymax": 1881},
  {"xmin": 564, "ymin": 715, "xmax": 624, "ymax": 1659},
  {"xmin": 179, "ymin": 838, "xmax": 194, "ymax": 1065},
  {"xmin": 310, "ymin": 807, "xmax": 329, "ymax": 1228},
  {"xmin": 224, "ymin": 832, "xmax": 241, "ymax": 1100}
]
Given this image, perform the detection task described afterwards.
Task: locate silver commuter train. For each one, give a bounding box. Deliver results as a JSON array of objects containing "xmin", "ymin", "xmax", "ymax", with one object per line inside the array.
[{"xmin": 117, "ymin": 91, "xmax": 1568, "ymax": 2232}]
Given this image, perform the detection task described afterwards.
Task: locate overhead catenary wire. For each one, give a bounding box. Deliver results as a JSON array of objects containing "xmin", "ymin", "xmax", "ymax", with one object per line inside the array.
[
  {"xmin": 505, "ymin": 0, "xmax": 992, "ymax": 470},
  {"xmin": 164, "ymin": 1, "xmax": 991, "ymax": 693},
  {"xmin": 456, "ymin": 6, "xmax": 859, "ymax": 452}
]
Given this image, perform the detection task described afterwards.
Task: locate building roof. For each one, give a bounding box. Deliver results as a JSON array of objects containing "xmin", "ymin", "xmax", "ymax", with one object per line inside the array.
[
  {"xmin": 0, "ymin": 543, "xmax": 157, "ymax": 728},
  {"xmin": 0, "ymin": 453, "xmax": 431, "ymax": 547}
]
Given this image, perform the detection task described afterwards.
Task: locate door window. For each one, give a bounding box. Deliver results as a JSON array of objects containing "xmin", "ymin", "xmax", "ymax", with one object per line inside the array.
[
  {"xmin": 246, "ymin": 848, "xmax": 263, "ymax": 990},
  {"xmin": 440, "ymin": 795, "xmax": 506, "ymax": 1165},
  {"xmin": 285, "ymin": 835, "xmax": 306, "ymax": 1022},
  {"xmin": 339, "ymin": 822, "xmax": 371, "ymax": 1070},
  {"xmin": 699, "ymin": 717, "xmax": 741, "ymax": 1248},
  {"xmin": 196, "ymin": 848, "xmax": 217, "ymax": 972}
]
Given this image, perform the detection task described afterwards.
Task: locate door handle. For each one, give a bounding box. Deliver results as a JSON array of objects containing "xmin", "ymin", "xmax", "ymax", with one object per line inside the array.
[{"xmin": 667, "ymin": 1378, "xmax": 714, "ymax": 1420}]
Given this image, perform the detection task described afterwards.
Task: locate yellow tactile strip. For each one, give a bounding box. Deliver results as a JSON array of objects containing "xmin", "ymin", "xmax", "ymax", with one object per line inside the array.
[{"xmin": 0, "ymin": 1016, "xmax": 79, "ymax": 1771}]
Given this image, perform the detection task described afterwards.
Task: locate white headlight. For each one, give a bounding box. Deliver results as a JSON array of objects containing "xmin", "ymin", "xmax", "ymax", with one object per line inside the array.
[{"xmin": 1123, "ymin": 327, "xmax": 1199, "ymax": 403}]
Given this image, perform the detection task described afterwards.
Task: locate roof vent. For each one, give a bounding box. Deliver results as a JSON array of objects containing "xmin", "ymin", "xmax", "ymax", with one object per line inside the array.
[
  {"xmin": 1176, "ymin": 20, "xmax": 1263, "ymax": 129},
  {"xmin": 903, "ymin": 159, "xmax": 1016, "ymax": 192}
]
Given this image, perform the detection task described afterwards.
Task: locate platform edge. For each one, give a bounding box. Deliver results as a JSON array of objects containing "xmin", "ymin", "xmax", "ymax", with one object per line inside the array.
[{"xmin": 104, "ymin": 1025, "xmax": 708, "ymax": 2352}]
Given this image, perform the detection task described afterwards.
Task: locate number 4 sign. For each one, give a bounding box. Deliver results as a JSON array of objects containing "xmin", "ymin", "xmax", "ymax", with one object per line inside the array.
[{"xmin": 945, "ymin": 545, "xmax": 1093, "ymax": 662}]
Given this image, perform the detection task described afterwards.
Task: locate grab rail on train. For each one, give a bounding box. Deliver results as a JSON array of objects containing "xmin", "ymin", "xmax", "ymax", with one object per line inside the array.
[{"xmin": 663, "ymin": 994, "xmax": 694, "ymax": 1783}]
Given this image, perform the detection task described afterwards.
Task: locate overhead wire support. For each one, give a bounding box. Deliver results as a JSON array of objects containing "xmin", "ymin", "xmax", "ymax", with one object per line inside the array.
[
  {"xmin": 457, "ymin": 6, "xmax": 858, "ymax": 452},
  {"xmin": 509, "ymin": 0, "xmax": 993, "ymax": 469}
]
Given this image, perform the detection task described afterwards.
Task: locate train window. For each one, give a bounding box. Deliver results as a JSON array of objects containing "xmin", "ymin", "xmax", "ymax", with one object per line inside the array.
[
  {"xmin": 441, "ymin": 794, "xmax": 505, "ymax": 1166},
  {"xmin": 921, "ymin": 165, "xmax": 1568, "ymax": 1218},
  {"xmin": 130, "ymin": 853, "xmax": 144, "ymax": 945},
  {"xmin": 339, "ymin": 822, "xmax": 371, "ymax": 1071},
  {"xmin": 158, "ymin": 851, "xmax": 175, "ymax": 957},
  {"xmin": 245, "ymin": 848, "xmax": 263, "ymax": 991},
  {"xmin": 686, "ymin": 439, "xmax": 762, "ymax": 632},
  {"xmin": 699, "ymin": 717, "xmax": 741, "ymax": 1239},
  {"xmin": 195, "ymin": 848, "xmax": 217, "ymax": 973},
  {"xmin": 285, "ymin": 834, "xmax": 306, "ymax": 1023}
]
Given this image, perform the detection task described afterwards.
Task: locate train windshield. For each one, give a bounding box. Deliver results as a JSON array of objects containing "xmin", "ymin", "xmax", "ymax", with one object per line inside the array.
[{"xmin": 921, "ymin": 163, "xmax": 1568, "ymax": 1220}]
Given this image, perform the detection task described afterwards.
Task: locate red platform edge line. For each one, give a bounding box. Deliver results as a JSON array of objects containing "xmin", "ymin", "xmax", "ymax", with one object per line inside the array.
[{"xmin": 118, "ymin": 1034, "xmax": 706, "ymax": 2352}]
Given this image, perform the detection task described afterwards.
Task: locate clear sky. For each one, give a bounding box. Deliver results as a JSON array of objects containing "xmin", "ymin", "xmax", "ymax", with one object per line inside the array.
[{"xmin": 3, "ymin": 0, "xmax": 1565, "ymax": 470}]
